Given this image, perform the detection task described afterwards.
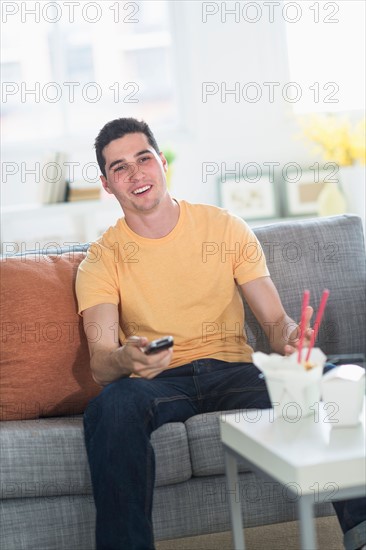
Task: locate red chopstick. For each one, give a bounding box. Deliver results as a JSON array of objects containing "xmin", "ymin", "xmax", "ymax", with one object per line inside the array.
[
  {"xmin": 298, "ymin": 290, "xmax": 310, "ymax": 363},
  {"xmin": 305, "ymin": 289, "xmax": 330, "ymax": 362}
]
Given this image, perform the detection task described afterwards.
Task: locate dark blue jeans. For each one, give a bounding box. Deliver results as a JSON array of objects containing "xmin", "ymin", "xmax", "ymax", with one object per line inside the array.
[{"xmin": 83, "ymin": 359, "xmax": 365, "ymax": 550}]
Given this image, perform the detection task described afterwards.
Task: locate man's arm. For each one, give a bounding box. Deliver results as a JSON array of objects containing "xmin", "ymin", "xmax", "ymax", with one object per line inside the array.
[
  {"xmin": 82, "ymin": 303, "xmax": 173, "ymax": 385},
  {"xmin": 240, "ymin": 277, "xmax": 313, "ymax": 355}
]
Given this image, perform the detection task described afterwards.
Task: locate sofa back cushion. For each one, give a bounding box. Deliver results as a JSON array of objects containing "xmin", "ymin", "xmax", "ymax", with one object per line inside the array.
[
  {"xmin": 248, "ymin": 215, "xmax": 366, "ymax": 359},
  {"xmin": 0, "ymin": 252, "xmax": 101, "ymax": 421}
]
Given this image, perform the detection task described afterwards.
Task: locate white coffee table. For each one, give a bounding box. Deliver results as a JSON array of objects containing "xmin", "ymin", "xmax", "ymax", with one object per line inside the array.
[{"xmin": 220, "ymin": 402, "xmax": 366, "ymax": 550}]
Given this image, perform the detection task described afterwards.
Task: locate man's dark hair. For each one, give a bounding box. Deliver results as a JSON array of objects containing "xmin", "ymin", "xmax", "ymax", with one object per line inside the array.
[{"xmin": 94, "ymin": 117, "xmax": 160, "ymax": 177}]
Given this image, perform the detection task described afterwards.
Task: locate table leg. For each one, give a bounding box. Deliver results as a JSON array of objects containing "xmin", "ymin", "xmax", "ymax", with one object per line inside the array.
[
  {"xmin": 224, "ymin": 449, "xmax": 245, "ymax": 550},
  {"xmin": 298, "ymin": 495, "xmax": 317, "ymax": 550}
]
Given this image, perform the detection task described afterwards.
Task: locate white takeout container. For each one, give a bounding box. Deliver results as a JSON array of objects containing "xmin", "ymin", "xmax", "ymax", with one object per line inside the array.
[
  {"xmin": 321, "ymin": 364, "xmax": 365, "ymax": 427},
  {"xmin": 252, "ymin": 348, "xmax": 326, "ymax": 419}
]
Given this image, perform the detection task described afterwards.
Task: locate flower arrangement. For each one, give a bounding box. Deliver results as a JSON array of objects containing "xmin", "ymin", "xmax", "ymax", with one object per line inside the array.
[
  {"xmin": 162, "ymin": 148, "xmax": 176, "ymax": 165},
  {"xmin": 301, "ymin": 114, "xmax": 366, "ymax": 166}
]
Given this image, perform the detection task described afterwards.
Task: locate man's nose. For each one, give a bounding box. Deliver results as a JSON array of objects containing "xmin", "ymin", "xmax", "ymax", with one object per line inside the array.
[{"xmin": 126, "ymin": 162, "xmax": 144, "ymax": 181}]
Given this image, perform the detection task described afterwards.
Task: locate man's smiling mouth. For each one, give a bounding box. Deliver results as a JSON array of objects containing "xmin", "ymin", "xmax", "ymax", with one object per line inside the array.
[{"xmin": 132, "ymin": 185, "xmax": 152, "ymax": 195}]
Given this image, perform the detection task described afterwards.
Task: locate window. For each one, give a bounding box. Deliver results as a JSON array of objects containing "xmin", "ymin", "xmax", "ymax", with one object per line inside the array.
[{"xmin": 1, "ymin": 1, "xmax": 178, "ymax": 145}]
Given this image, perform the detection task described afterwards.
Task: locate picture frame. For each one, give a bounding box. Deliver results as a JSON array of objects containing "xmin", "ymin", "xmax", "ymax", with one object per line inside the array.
[
  {"xmin": 218, "ymin": 173, "xmax": 278, "ymax": 221},
  {"xmin": 283, "ymin": 169, "xmax": 331, "ymax": 216}
]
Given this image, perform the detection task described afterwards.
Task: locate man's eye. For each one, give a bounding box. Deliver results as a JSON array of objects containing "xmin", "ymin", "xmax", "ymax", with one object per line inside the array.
[
  {"xmin": 139, "ymin": 156, "xmax": 150, "ymax": 163},
  {"xmin": 115, "ymin": 165, "xmax": 127, "ymax": 172}
]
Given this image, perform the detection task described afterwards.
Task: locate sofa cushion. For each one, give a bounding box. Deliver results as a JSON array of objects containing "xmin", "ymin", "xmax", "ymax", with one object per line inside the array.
[
  {"xmin": 0, "ymin": 417, "xmax": 192, "ymax": 498},
  {"xmin": 152, "ymin": 422, "xmax": 193, "ymax": 487},
  {"xmin": 0, "ymin": 417, "xmax": 91, "ymax": 499},
  {"xmin": 0, "ymin": 252, "xmax": 101, "ymax": 421},
  {"xmin": 185, "ymin": 411, "xmax": 253, "ymax": 476}
]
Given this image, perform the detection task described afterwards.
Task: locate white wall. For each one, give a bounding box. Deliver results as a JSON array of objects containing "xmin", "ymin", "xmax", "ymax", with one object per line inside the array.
[{"xmin": 168, "ymin": 0, "xmax": 295, "ymax": 205}]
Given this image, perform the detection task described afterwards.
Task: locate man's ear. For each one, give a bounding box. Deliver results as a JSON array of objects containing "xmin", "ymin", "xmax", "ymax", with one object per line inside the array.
[
  {"xmin": 101, "ymin": 175, "xmax": 113, "ymax": 194},
  {"xmin": 159, "ymin": 152, "xmax": 168, "ymax": 173}
]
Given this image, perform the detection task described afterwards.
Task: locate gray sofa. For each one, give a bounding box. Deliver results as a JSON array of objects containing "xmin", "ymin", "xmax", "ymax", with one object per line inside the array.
[{"xmin": 1, "ymin": 214, "xmax": 365, "ymax": 549}]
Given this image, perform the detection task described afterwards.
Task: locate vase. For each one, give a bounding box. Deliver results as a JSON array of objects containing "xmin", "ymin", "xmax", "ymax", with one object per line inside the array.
[
  {"xmin": 317, "ymin": 181, "xmax": 347, "ymax": 217},
  {"xmin": 339, "ymin": 164, "xmax": 366, "ymax": 225}
]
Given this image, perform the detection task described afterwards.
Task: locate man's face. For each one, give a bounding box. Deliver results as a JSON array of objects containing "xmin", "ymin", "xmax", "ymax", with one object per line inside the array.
[{"xmin": 100, "ymin": 132, "xmax": 168, "ymax": 214}]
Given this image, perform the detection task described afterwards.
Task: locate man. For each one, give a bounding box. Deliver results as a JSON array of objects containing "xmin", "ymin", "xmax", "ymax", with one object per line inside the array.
[{"xmin": 76, "ymin": 117, "xmax": 365, "ymax": 550}]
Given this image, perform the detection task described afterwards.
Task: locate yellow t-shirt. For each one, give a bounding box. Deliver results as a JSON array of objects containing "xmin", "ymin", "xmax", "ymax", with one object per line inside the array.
[{"xmin": 75, "ymin": 200, "xmax": 270, "ymax": 369}]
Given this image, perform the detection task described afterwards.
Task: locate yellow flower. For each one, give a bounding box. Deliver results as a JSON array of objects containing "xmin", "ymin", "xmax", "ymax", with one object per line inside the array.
[{"xmin": 300, "ymin": 114, "xmax": 365, "ymax": 167}]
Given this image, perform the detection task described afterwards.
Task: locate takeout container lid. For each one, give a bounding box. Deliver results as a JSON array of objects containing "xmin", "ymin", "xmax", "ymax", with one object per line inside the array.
[
  {"xmin": 252, "ymin": 348, "xmax": 326, "ymax": 376},
  {"xmin": 322, "ymin": 364, "xmax": 365, "ymax": 383}
]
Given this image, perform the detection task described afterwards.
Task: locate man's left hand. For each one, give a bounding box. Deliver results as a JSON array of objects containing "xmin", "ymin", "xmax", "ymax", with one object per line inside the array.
[{"xmin": 284, "ymin": 305, "xmax": 314, "ymax": 356}]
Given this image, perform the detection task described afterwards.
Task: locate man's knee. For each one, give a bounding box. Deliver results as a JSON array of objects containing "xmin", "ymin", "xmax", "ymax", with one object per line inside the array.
[{"xmin": 84, "ymin": 377, "xmax": 155, "ymax": 430}]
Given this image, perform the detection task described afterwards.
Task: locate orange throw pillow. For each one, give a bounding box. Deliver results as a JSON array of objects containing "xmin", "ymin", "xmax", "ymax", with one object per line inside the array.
[{"xmin": 0, "ymin": 252, "xmax": 101, "ymax": 421}]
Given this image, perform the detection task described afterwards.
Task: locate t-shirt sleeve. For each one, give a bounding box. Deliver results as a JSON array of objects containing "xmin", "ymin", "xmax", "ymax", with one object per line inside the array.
[
  {"xmin": 75, "ymin": 241, "xmax": 120, "ymax": 315},
  {"xmin": 229, "ymin": 214, "xmax": 270, "ymax": 285}
]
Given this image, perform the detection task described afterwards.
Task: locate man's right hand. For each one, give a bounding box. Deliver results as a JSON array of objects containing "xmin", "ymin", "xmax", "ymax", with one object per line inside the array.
[
  {"xmin": 117, "ymin": 336, "xmax": 173, "ymax": 379},
  {"xmin": 82, "ymin": 303, "xmax": 173, "ymax": 385}
]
